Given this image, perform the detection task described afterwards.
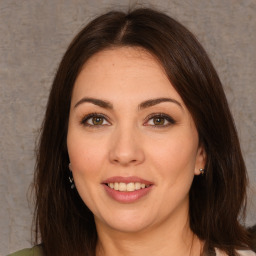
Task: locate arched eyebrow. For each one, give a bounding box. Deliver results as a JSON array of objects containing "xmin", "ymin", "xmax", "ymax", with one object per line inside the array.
[
  {"xmin": 74, "ymin": 97, "xmax": 113, "ymax": 109},
  {"xmin": 74, "ymin": 97, "xmax": 183, "ymax": 110},
  {"xmin": 138, "ymin": 98, "xmax": 183, "ymax": 110}
]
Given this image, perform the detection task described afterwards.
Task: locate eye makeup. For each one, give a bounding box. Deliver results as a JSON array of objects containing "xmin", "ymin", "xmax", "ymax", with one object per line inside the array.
[
  {"xmin": 79, "ymin": 111, "xmax": 176, "ymax": 129},
  {"xmin": 143, "ymin": 113, "xmax": 176, "ymax": 128},
  {"xmin": 80, "ymin": 112, "xmax": 111, "ymax": 128}
]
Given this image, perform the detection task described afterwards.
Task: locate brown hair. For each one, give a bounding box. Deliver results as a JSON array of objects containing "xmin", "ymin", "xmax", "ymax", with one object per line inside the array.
[{"xmin": 34, "ymin": 8, "xmax": 251, "ymax": 256}]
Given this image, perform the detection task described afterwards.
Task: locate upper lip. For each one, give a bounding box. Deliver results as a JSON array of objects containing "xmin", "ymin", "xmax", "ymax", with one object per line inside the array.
[{"xmin": 102, "ymin": 176, "xmax": 153, "ymax": 185}]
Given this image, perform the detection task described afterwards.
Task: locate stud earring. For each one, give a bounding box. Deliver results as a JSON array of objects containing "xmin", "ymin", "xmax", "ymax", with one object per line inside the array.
[
  {"xmin": 68, "ymin": 163, "xmax": 75, "ymax": 189},
  {"xmin": 199, "ymin": 168, "xmax": 205, "ymax": 175}
]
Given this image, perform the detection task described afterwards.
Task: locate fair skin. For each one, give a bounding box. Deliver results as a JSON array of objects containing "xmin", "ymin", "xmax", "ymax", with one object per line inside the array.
[{"xmin": 67, "ymin": 47, "xmax": 206, "ymax": 256}]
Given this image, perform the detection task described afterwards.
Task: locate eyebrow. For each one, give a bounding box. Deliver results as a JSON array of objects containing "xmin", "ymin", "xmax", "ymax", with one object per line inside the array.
[
  {"xmin": 74, "ymin": 97, "xmax": 183, "ymax": 110},
  {"xmin": 138, "ymin": 98, "xmax": 183, "ymax": 110},
  {"xmin": 74, "ymin": 97, "xmax": 113, "ymax": 109}
]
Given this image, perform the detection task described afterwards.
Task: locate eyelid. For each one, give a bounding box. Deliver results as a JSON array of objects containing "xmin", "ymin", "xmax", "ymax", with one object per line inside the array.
[
  {"xmin": 80, "ymin": 112, "xmax": 176, "ymax": 128},
  {"xmin": 80, "ymin": 112, "xmax": 111, "ymax": 127},
  {"xmin": 143, "ymin": 113, "xmax": 176, "ymax": 127}
]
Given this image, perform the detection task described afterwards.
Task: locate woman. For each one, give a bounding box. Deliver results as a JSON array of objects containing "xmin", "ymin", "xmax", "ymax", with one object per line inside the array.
[{"xmin": 9, "ymin": 8, "xmax": 255, "ymax": 256}]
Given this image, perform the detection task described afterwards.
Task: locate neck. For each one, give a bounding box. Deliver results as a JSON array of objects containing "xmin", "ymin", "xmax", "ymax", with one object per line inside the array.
[{"xmin": 95, "ymin": 213, "xmax": 202, "ymax": 256}]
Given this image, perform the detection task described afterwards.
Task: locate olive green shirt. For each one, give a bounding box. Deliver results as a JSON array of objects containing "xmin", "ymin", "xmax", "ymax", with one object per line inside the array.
[
  {"xmin": 8, "ymin": 246, "xmax": 256, "ymax": 256},
  {"xmin": 8, "ymin": 246, "xmax": 43, "ymax": 256}
]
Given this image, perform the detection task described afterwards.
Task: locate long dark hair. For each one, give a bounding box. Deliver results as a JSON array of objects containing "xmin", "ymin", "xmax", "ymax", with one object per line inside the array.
[{"xmin": 34, "ymin": 8, "xmax": 251, "ymax": 256}]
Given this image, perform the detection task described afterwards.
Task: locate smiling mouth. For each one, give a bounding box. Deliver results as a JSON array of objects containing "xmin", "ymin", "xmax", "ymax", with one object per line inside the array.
[
  {"xmin": 102, "ymin": 177, "xmax": 153, "ymax": 203},
  {"xmin": 106, "ymin": 182, "xmax": 152, "ymax": 192}
]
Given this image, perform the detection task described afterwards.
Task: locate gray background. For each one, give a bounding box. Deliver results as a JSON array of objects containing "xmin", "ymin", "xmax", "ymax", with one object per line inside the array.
[{"xmin": 0, "ymin": 0, "xmax": 255, "ymax": 255}]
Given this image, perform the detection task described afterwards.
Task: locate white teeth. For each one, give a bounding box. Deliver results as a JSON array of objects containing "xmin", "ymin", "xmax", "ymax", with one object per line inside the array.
[
  {"xmin": 135, "ymin": 182, "xmax": 141, "ymax": 190},
  {"xmin": 119, "ymin": 182, "xmax": 126, "ymax": 191},
  {"xmin": 126, "ymin": 182, "xmax": 135, "ymax": 191},
  {"xmin": 107, "ymin": 182, "xmax": 150, "ymax": 191},
  {"xmin": 114, "ymin": 182, "xmax": 119, "ymax": 190}
]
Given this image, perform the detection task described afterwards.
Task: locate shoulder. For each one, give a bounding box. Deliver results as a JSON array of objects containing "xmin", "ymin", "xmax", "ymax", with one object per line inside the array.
[{"xmin": 8, "ymin": 245, "xmax": 44, "ymax": 256}]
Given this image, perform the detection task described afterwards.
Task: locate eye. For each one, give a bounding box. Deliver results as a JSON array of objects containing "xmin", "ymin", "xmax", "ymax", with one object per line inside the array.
[
  {"xmin": 81, "ymin": 113, "xmax": 110, "ymax": 127},
  {"xmin": 144, "ymin": 113, "xmax": 176, "ymax": 127}
]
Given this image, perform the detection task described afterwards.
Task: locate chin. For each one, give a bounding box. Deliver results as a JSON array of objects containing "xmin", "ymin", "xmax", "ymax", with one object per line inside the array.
[
  {"xmin": 106, "ymin": 220, "xmax": 151, "ymax": 233},
  {"xmin": 95, "ymin": 211, "xmax": 155, "ymax": 234}
]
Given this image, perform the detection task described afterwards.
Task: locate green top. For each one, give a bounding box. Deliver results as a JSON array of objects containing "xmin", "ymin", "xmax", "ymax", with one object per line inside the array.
[
  {"xmin": 7, "ymin": 246, "xmax": 256, "ymax": 256},
  {"xmin": 8, "ymin": 246, "xmax": 43, "ymax": 256}
]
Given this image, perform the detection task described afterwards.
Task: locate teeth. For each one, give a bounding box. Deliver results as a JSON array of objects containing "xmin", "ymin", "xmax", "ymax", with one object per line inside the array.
[
  {"xmin": 119, "ymin": 182, "xmax": 126, "ymax": 191},
  {"xmin": 135, "ymin": 182, "xmax": 141, "ymax": 190},
  {"xmin": 107, "ymin": 182, "xmax": 150, "ymax": 192},
  {"xmin": 127, "ymin": 182, "xmax": 134, "ymax": 191},
  {"xmin": 114, "ymin": 182, "xmax": 119, "ymax": 190}
]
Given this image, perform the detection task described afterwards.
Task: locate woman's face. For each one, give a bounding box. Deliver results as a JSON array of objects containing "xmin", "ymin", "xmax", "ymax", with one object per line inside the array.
[{"xmin": 67, "ymin": 47, "xmax": 205, "ymax": 233}]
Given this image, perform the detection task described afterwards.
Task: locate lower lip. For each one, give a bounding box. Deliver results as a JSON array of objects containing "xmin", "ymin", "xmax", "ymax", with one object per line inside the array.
[{"xmin": 103, "ymin": 184, "xmax": 153, "ymax": 203}]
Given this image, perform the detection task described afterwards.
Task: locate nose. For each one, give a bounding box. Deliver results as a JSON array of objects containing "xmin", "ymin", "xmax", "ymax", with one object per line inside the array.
[{"xmin": 108, "ymin": 126, "xmax": 145, "ymax": 166}]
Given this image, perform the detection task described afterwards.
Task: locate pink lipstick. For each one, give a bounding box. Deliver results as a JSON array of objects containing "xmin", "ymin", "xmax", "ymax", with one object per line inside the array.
[{"xmin": 102, "ymin": 176, "xmax": 153, "ymax": 203}]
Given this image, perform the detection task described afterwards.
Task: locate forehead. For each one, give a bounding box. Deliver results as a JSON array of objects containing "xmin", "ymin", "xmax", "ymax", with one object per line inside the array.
[
  {"xmin": 85, "ymin": 46, "xmax": 160, "ymax": 65},
  {"xmin": 81, "ymin": 46, "xmax": 166, "ymax": 78},
  {"xmin": 72, "ymin": 47, "xmax": 183, "ymax": 104}
]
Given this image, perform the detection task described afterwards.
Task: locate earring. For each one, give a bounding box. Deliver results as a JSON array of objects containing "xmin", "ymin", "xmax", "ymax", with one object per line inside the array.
[
  {"xmin": 199, "ymin": 168, "xmax": 205, "ymax": 175},
  {"xmin": 68, "ymin": 163, "xmax": 75, "ymax": 189}
]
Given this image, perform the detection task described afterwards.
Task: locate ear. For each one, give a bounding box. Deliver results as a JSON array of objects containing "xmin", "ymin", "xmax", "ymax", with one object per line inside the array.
[{"xmin": 194, "ymin": 144, "xmax": 206, "ymax": 176}]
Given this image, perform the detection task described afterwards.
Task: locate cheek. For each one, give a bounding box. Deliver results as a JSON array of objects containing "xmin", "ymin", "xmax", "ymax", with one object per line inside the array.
[
  {"xmin": 67, "ymin": 130, "xmax": 107, "ymax": 180},
  {"xmin": 148, "ymin": 133, "xmax": 198, "ymax": 182},
  {"xmin": 67, "ymin": 133, "xmax": 107, "ymax": 209}
]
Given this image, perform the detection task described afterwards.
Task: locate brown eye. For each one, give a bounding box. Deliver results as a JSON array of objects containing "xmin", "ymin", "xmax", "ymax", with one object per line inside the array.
[
  {"xmin": 81, "ymin": 113, "xmax": 110, "ymax": 127},
  {"xmin": 92, "ymin": 117, "xmax": 104, "ymax": 125},
  {"xmin": 145, "ymin": 114, "xmax": 176, "ymax": 127},
  {"xmin": 153, "ymin": 117, "xmax": 165, "ymax": 125}
]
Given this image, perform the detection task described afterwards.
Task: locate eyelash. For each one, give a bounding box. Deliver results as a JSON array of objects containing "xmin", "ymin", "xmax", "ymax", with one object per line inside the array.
[
  {"xmin": 80, "ymin": 113, "xmax": 176, "ymax": 128},
  {"xmin": 144, "ymin": 113, "xmax": 176, "ymax": 128},
  {"xmin": 80, "ymin": 113, "xmax": 110, "ymax": 127}
]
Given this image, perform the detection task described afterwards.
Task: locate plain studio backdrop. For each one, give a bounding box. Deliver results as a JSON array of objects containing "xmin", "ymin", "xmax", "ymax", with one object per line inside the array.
[{"xmin": 0, "ymin": 0, "xmax": 255, "ymax": 255}]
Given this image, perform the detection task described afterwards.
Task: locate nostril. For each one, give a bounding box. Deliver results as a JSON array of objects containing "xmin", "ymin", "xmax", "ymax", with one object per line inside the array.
[{"xmin": 109, "ymin": 143, "xmax": 145, "ymax": 166}]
